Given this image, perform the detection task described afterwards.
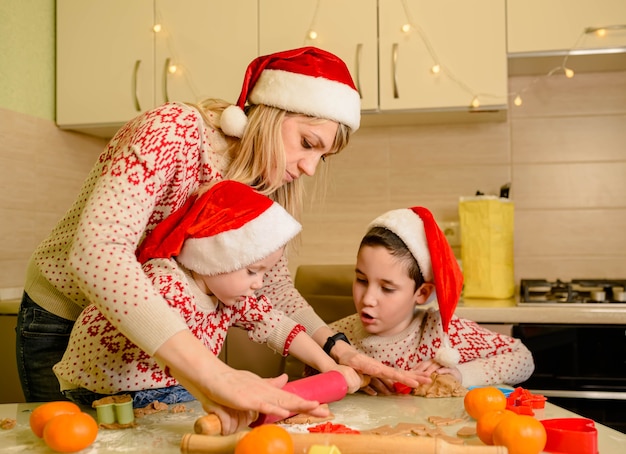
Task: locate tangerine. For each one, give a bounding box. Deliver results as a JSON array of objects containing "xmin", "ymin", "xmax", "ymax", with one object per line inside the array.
[
  {"xmin": 234, "ymin": 424, "xmax": 294, "ymax": 454},
  {"xmin": 29, "ymin": 401, "xmax": 81, "ymax": 438},
  {"xmin": 492, "ymin": 414, "xmax": 547, "ymax": 454},
  {"xmin": 463, "ymin": 386, "xmax": 507, "ymax": 420},
  {"xmin": 476, "ymin": 408, "xmax": 516, "ymax": 445},
  {"xmin": 43, "ymin": 412, "xmax": 99, "ymax": 453}
]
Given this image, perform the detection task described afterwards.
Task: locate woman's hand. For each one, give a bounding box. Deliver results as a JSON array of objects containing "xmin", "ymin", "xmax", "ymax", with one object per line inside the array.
[
  {"xmin": 154, "ymin": 331, "xmax": 328, "ymax": 434},
  {"xmin": 331, "ymin": 364, "xmax": 364, "ymax": 394}
]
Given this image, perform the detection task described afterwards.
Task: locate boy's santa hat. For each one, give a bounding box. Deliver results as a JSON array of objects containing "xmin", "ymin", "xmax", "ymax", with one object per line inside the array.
[
  {"xmin": 136, "ymin": 180, "xmax": 302, "ymax": 276},
  {"xmin": 367, "ymin": 207, "xmax": 464, "ymax": 367},
  {"xmin": 221, "ymin": 46, "xmax": 361, "ymax": 138}
]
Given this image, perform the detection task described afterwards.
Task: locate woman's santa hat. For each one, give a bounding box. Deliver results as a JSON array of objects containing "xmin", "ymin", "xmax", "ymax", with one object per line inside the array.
[
  {"xmin": 136, "ymin": 180, "xmax": 302, "ymax": 275},
  {"xmin": 221, "ymin": 46, "xmax": 361, "ymax": 138},
  {"xmin": 367, "ymin": 207, "xmax": 464, "ymax": 367}
]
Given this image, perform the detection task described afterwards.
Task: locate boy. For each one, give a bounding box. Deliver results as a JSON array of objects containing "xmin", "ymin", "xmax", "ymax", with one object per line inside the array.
[{"xmin": 330, "ymin": 206, "xmax": 534, "ymax": 394}]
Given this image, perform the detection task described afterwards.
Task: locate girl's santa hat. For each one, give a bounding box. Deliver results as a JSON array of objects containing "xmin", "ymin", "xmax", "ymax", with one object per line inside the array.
[
  {"xmin": 367, "ymin": 207, "xmax": 464, "ymax": 367},
  {"xmin": 221, "ymin": 46, "xmax": 361, "ymax": 138},
  {"xmin": 136, "ymin": 180, "xmax": 302, "ymax": 275}
]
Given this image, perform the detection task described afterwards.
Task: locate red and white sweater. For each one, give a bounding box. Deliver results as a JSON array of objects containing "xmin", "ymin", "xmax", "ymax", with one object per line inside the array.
[
  {"xmin": 54, "ymin": 259, "xmax": 303, "ymax": 394},
  {"xmin": 330, "ymin": 308, "xmax": 534, "ymax": 388},
  {"xmin": 24, "ymin": 102, "xmax": 324, "ymax": 358}
]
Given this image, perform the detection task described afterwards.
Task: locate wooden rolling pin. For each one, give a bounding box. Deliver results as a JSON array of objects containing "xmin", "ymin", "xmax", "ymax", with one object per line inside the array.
[
  {"xmin": 180, "ymin": 432, "xmax": 508, "ymax": 454},
  {"xmin": 194, "ymin": 371, "xmax": 370, "ymax": 435}
]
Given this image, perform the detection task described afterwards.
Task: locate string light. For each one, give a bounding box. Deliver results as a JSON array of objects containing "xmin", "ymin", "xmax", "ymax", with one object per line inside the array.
[
  {"xmin": 304, "ymin": 0, "xmax": 322, "ymax": 44},
  {"xmin": 398, "ymin": 0, "xmax": 502, "ymax": 109},
  {"xmin": 168, "ymin": 64, "xmax": 177, "ymax": 74},
  {"xmin": 153, "ymin": 24, "xmax": 162, "ymax": 33},
  {"xmin": 510, "ymin": 24, "xmax": 625, "ymax": 107}
]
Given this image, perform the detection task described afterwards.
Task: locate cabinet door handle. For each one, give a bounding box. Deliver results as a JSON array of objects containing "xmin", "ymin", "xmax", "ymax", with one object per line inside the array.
[
  {"xmin": 163, "ymin": 58, "xmax": 171, "ymax": 103},
  {"xmin": 355, "ymin": 43, "xmax": 363, "ymax": 99},
  {"xmin": 392, "ymin": 43, "xmax": 399, "ymax": 99},
  {"xmin": 132, "ymin": 60, "xmax": 142, "ymax": 111}
]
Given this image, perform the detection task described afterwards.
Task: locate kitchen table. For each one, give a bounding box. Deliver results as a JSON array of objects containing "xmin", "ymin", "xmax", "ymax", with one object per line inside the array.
[{"xmin": 1, "ymin": 394, "xmax": 625, "ymax": 453}]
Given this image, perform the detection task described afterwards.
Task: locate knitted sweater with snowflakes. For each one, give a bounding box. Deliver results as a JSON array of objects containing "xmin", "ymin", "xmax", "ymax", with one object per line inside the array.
[
  {"xmin": 54, "ymin": 258, "xmax": 303, "ymax": 394},
  {"xmin": 330, "ymin": 308, "xmax": 534, "ymax": 388},
  {"xmin": 24, "ymin": 102, "xmax": 324, "ymax": 357}
]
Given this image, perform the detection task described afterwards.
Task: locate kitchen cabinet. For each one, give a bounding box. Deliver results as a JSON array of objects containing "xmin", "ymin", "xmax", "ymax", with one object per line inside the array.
[
  {"xmin": 507, "ymin": 0, "xmax": 626, "ymax": 54},
  {"xmin": 56, "ymin": 0, "xmax": 257, "ymax": 138},
  {"xmin": 377, "ymin": 0, "xmax": 507, "ymax": 111},
  {"xmin": 260, "ymin": 0, "xmax": 507, "ymax": 114},
  {"xmin": 259, "ymin": 0, "xmax": 378, "ymax": 111}
]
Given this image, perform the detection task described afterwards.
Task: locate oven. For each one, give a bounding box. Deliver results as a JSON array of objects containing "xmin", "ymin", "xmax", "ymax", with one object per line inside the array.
[{"xmin": 515, "ymin": 279, "xmax": 626, "ymax": 433}]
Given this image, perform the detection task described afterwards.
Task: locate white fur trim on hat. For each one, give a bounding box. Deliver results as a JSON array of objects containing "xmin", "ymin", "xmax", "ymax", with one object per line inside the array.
[
  {"xmin": 177, "ymin": 203, "xmax": 301, "ymax": 275},
  {"xmin": 249, "ymin": 69, "xmax": 361, "ymax": 132},
  {"xmin": 367, "ymin": 208, "xmax": 433, "ymax": 281},
  {"xmin": 221, "ymin": 105, "xmax": 248, "ymax": 138}
]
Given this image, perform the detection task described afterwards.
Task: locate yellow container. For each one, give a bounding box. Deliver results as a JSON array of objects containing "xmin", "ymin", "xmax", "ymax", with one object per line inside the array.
[{"xmin": 459, "ymin": 196, "xmax": 514, "ymax": 299}]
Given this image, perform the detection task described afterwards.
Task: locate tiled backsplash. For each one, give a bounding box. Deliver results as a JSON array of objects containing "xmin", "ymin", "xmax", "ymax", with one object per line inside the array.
[{"xmin": 1, "ymin": 71, "xmax": 625, "ymax": 291}]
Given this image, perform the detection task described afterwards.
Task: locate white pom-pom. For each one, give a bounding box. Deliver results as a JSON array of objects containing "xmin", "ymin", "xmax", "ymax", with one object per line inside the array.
[
  {"xmin": 435, "ymin": 346, "xmax": 460, "ymax": 368},
  {"xmin": 220, "ymin": 105, "xmax": 248, "ymax": 138}
]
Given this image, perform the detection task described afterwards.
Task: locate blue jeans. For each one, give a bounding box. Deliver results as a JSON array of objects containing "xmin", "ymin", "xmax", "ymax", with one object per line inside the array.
[
  {"xmin": 16, "ymin": 292, "xmax": 195, "ymax": 407},
  {"xmin": 15, "ymin": 293, "xmax": 74, "ymax": 402},
  {"xmin": 63, "ymin": 385, "xmax": 195, "ymax": 408}
]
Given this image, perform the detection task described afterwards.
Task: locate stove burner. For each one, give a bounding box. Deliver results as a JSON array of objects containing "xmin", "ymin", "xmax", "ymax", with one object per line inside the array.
[{"xmin": 520, "ymin": 279, "xmax": 626, "ymax": 304}]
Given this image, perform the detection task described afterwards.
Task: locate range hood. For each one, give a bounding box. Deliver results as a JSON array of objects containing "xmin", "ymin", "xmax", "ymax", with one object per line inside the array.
[{"xmin": 508, "ymin": 46, "xmax": 626, "ymax": 76}]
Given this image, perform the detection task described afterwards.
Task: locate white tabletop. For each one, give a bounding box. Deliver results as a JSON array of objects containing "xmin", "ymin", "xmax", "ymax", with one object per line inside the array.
[{"xmin": 1, "ymin": 394, "xmax": 625, "ymax": 453}]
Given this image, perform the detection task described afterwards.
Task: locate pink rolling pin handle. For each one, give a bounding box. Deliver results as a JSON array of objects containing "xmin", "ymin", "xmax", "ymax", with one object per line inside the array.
[{"xmin": 250, "ymin": 370, "xmax": 348, "ymax": 427}]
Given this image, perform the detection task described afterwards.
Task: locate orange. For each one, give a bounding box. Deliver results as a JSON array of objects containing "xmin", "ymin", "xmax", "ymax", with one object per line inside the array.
[
  {"xmin": 492, "ymin": 414, "xmax": 547, "ymax": 454},
  {"xmin": 476, "ymin": 409, "xmax": 516, "ymax": 445},
  {"xmin": 43, "ymin": 412, "xmax": 99, "ymax": 453},
  {"xmin": 234, "ymin": 424, "xmax": 294, "ymax": 454},
  {"xmin": 29, "ymin": 401, "xmax": 81, "ymax": 438},
  {"xmin": 463, "ymin": 386, "xmax": 507, "ymax": 420}
]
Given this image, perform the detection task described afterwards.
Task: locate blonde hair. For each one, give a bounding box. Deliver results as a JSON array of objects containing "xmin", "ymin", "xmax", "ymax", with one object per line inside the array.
[{"xmin": 191, "ymin": 99, "xmax": 352, "ymax": 220}]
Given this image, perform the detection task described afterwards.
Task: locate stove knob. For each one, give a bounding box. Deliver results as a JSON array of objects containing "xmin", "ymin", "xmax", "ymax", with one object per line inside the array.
[{"xmin": 590, "ymin": 291, "xmax": 606, "ymax": 302}]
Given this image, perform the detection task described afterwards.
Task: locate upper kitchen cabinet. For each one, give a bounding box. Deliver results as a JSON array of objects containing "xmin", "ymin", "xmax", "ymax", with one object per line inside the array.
[
  {"xmin": 259, "ymin": 0, "xmax": 378, "ymax": 111},
  {"xmin": 378, "ymin": 0, "xmax": 507, "ymax": 112},
  {"xmin": 56, "ymin": 0, "xmax": 257, "ymax": 138},
  {"xmin": 507, "ymin": 0, "xmax": 626, "ymax": 54},
  {"xmin": 259, "ymin": 0, "xmax": 507, "ymax": 116}
]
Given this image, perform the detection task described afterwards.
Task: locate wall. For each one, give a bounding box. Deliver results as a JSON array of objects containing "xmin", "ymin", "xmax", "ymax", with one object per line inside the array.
[
  {"xmin": 0, "ymin": 1, "xmax": 106, "ymax": 291},
  {"xmin": 0, "ymin": 1, "xmax": 624, "ymax": 292},
  {"xmin": 290, "ymin": 70, "xmax": 626, "ymax": 284}
]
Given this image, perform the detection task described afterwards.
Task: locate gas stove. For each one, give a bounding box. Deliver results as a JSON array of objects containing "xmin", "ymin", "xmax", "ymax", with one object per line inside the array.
[{"xmin": 519, "ymin": 279, "xmax": 626, "ymax": 306}]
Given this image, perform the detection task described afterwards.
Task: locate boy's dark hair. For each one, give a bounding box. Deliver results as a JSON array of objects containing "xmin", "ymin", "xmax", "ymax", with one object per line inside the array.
[{"xmin": 359, "ymin": 226, "xmax": 426, "ymax": 290}]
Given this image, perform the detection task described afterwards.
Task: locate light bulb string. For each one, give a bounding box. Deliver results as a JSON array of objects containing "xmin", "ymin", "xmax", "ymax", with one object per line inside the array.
[
  {"xmin": 304, "ymin": 0, "xmax": 322, "ymax": 45},
  {"xmin": 154, "ymin": 8, "xmax": 201, "ymax": 101},
  {"xmin": 400, "ymin": 0, "xmax": 503, "ymax": 105},
  {"xmin": 511, "ymin": 27, "xmax": 590, "ymax": 102}
]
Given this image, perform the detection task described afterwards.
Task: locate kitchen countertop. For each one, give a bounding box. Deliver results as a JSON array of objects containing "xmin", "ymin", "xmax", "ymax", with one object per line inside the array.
[
  {"xmin": 1, "ymin": 394, "xmax": 625, "ymax": 453},
  {"xmin": 456, "ymin": 297, "xmax": 626, "ymax": 324}
]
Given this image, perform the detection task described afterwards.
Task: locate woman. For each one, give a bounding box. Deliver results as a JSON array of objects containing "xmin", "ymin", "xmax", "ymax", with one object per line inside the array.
[{"xmin": 16, "ymin": 47, "xmax": 428, "ymax": 433}]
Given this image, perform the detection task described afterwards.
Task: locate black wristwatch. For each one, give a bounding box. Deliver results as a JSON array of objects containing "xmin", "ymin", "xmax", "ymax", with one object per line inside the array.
[{"xmin": 323, "ymin": 332, "xmax": 351, "ymax": 356}]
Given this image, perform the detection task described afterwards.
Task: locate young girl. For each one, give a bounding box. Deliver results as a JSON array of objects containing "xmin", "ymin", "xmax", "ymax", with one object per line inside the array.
[
  {"xmin": 17, "ymin": 47, "xmax": 428, "ymax": 426},
  {"xmin": 53, "ymin": 180, "xmax": 361, "ymax": 433},
  {"xmin": 331, "ymin": 206, "xmax": 534, "ymax": 394}
]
